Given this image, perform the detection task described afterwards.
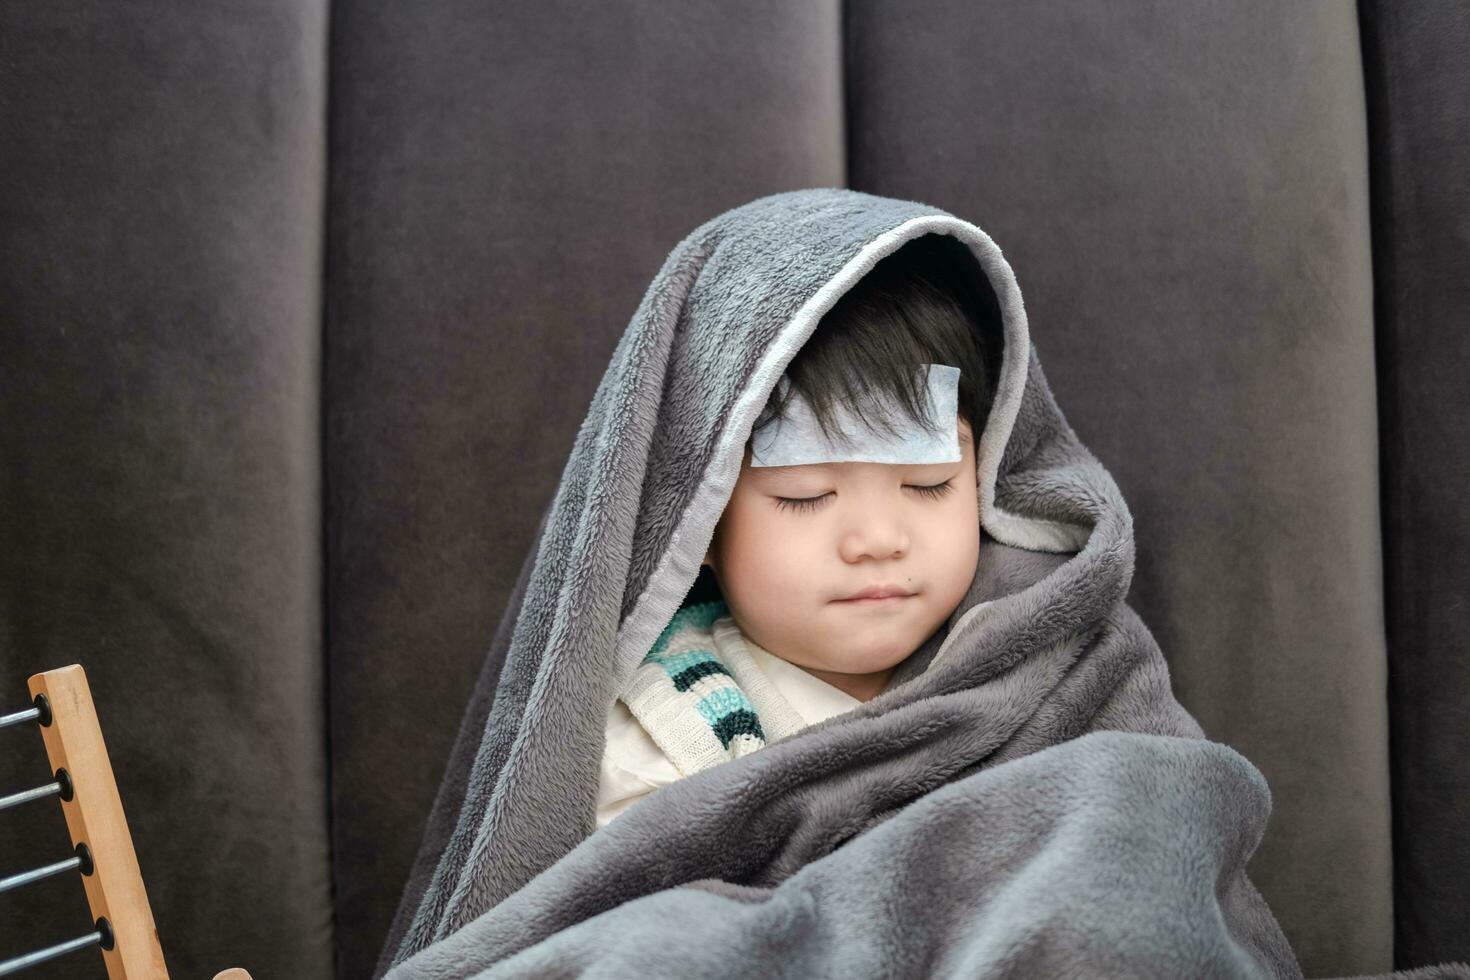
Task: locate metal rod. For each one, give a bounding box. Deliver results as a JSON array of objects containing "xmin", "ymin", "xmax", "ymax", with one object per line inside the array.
[
  {"xmin": 0, "ymin": 780, "xmax": 61, "ymax": 813},
  {"xmin": 0, "ymin": 854, "xmax": 82, "ymax": 894},
  {"xmin": 0, "ymin": 707, "xmax": 40, "ymax": 730},
  {"xmin": 0, "ymin": 928, "xmax": 102, "ymax": 976}
]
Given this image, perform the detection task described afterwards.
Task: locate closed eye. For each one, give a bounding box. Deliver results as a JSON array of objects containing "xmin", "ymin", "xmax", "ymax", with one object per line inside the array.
[
  {"xmin": 772, "ymin": 480, "xmax": 955, "ymax": 514},
  {"xmin": 908, "ymin": 479, "xmax": 956, "ymax": 500},
  {"xmin": 772, "ymin": 493, "xmax": 832, "ymax": 514}
]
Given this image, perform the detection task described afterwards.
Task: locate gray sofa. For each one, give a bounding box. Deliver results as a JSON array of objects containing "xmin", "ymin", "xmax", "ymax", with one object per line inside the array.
[{"xmin": 1, "ymin": 2, "xmax": 1465, "ymax": 978}]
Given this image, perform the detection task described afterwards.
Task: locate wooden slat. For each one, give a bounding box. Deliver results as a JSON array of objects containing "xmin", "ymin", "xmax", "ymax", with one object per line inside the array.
[{"xmin": 27, "ymin": 663, "xmax": 168, "ymax": 980}]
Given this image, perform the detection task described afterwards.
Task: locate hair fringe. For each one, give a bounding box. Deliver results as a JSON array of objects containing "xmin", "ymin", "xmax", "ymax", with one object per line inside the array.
[{"xmin": 754, "ymin": 232, "xmax": 1003, "ymax": 451}]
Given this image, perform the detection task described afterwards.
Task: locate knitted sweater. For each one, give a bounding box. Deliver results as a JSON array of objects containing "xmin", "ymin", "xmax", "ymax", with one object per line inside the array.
[{"xmin": 596, "ymin": 599, "xmax": 861, "ymax": 829}]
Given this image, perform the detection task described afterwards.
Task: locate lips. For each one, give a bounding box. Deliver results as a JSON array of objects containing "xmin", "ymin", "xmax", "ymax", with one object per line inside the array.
[{"xmin": 836, "ymin": 585, "xmax": 915, "ymax": 601}]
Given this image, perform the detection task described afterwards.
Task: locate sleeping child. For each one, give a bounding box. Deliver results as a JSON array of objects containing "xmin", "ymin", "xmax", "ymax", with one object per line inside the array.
[
  {"xmin": 383, "ymin": 189, "xmax": 1324, "ymax": 980},
  {"xmin": 597, "ymin": 232, "xmax": 1001, "ymax": 829}
]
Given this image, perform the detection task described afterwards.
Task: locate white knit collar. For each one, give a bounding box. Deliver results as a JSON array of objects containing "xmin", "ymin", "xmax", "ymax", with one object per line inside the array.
[{"xmin": 712, "ymin": 617, "xmax": 861, "ymax": 726}]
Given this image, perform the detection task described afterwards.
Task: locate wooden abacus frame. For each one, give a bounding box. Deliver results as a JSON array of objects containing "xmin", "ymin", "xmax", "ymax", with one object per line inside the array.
[{"xmin": 1, "ymin": 664, "xmax": 252, "ymax": 979}]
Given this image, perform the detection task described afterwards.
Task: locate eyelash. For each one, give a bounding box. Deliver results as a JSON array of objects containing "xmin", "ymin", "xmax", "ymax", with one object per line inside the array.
[{"xmin": 773, "ymin": 480, "xmax": 956, "ymax": 514}]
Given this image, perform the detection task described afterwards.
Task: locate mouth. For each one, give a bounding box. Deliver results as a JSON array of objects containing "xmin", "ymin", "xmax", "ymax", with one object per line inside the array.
[{"xmin": 833, "ymin": 586, "xmax": 916, "ymax": 603}]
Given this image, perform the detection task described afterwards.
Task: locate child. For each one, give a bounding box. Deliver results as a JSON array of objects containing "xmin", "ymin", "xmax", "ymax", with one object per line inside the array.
[
  {"xmin": 385, "ymin": 190, "xmax": 1319, "ymax": 980},
  {"xmin": 596, "ymin": 232, "xmax": 1002, "ymax": 829}
]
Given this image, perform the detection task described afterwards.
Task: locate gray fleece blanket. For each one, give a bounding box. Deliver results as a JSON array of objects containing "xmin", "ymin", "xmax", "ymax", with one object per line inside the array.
[{"xmin": 375, "ymin": 189, "xmax": 1469, "ymax": 980}]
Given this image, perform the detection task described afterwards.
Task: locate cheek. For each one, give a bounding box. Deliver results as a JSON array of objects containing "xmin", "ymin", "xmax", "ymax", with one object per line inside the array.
[
  {"xmin": 718, "ymin": 498, "xmax": 814, "ymax": 594},
  {"xmin": 930, "ymin": 483, "xmax": 982, "ymax": 584}
]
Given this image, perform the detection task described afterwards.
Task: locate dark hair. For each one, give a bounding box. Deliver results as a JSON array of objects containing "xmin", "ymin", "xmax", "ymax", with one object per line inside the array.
[{"xmin": 752, "ymin": 232, "xmax": 1003, "ymax": 452}]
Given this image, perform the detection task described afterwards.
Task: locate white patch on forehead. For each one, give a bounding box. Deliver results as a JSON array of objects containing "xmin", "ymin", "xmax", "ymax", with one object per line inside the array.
[{"xmin": 749, "ymin": 363, "xmax": 961, "ymax": 468}]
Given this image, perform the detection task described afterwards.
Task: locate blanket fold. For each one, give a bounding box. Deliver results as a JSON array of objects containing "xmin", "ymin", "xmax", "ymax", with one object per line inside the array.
[{"xmin": 375, "ymin": 188, "xmax": 1468, "ymax": 980}]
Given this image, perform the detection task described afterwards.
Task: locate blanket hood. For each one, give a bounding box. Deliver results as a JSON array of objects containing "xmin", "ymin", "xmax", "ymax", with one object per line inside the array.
[
  {"xmin": 615, "ymin": 189, "xmax": 1097, "ymax": 686},
  {"xmin": 379, "ymin": 188, "xmax": 1149, "ymax": 975}
]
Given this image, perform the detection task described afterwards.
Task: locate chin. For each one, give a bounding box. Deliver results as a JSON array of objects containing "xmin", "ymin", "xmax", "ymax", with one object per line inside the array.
[{"xmin": 831, "ymin": 643, "xmax": 912, "ymax": 674}]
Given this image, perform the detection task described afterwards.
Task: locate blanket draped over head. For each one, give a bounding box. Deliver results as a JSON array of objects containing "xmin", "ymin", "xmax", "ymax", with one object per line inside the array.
[{"xmin": 376, "ymin": 189, "xmax": 1470, "ymax": 980}]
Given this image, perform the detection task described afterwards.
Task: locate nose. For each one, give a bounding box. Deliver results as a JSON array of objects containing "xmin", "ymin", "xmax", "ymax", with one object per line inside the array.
[{"xmin": 838, "ymin": 513, "xmax": 909, "ymax": 563}]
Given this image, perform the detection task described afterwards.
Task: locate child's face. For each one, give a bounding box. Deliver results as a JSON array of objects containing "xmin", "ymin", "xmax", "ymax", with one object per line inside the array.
[{"xmin": 703, "ymin": 415, "xmax": 980, "ymax": 687}]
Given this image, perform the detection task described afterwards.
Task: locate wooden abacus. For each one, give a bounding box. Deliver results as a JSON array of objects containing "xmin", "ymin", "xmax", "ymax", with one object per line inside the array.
[{"xmin": 0, "ymin": 664, "xmax": 252, "ymax": 979}]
